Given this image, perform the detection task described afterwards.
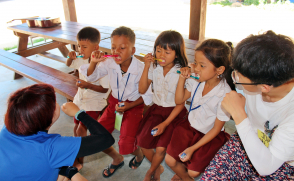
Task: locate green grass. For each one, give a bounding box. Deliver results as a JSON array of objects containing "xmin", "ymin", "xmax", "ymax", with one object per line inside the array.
[
  {"xmin": 212, "ymin": 0, "xmax": 233, "ymax": 6},
  {"xmin": 4, "ymin": 38, "xmax": 46, "ymax": 51}
]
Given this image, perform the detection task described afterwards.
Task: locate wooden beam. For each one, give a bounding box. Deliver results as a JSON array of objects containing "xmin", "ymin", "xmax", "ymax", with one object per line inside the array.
[
  {"xmin": 15, "ymin": 41, "xmax": 66, "ymax": 57},
  {"xmin": 62, "ymin": 0, "xmax": 77, "ymax": 22},
  {"xmin": 38, "ymin": 52, "xmax": 67, "ymax": 63},
  {"xmin": 189, "ymin": 0, "xmax": 207, "ymax": 41}
]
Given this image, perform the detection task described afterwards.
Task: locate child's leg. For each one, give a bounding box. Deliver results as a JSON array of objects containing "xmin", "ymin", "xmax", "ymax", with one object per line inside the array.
[
  {"xmin": 165, "ymin": 154, "xmax": 193, "ymax": 181},
  {"xmin": 129, "ymin": 147, "xmax": 144, "ymax": 169},
  {"xmin": 102, "ymin": 146, "xmax": 124, "ymax": 176},
  {"xmin": 142, "ymin": 147, "xmax": 165, "ymax": 181}
]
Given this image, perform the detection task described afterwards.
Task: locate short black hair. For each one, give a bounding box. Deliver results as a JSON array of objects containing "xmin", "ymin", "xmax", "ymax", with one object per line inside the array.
[
  {"xmin": 153, "ymin": 30, "xmax": 188, "ymax": 68},
  {"xmin": 233, "ymin": 30, "xmax": 294, "ymax": 87},
  {"xmin": 111, "ymin": 26, "xmax": 135, "ymax": 44},
  {"xmin": 77, "ymin": 27, "xmax": 100, "ymax": 44}
]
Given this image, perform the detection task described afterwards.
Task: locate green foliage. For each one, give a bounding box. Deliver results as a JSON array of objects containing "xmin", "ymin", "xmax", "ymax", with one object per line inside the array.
[
  {"xmin": 212, "ymin": 0, "xmax": 233, "ymax": 6},
  {"xmin": 244, "ymin": 0, "xmax": 260, "ymax": 5},
  {"xmin": 4, "ymin": 38, "xmax": 46, "ymax": 51}
]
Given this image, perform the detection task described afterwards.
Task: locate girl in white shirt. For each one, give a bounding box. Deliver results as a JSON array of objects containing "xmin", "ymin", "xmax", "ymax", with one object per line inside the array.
[
  {"xmin": 165, "ymin": 39, "xmax": 234, "ymax": 180},
  {"xmin": 136, "ymin": 30, "xmax": 193, "ymax": 181},
  {"xmin": 201, "ymin": 31, "xmax": 294, "ymax": 180}
]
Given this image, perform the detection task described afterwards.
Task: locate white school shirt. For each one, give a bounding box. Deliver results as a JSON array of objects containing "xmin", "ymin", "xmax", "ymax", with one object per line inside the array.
[
  {"xmin": 70, "ymin": 58, "xmax": 110, "ymax": 111},
  {"xmin": 80, "ymin": 56, "xmax": 153, "ymax": 105},
  {"xmin": 148, "ymin": 64, "xmax": 194, "ymax": 107},
  {"xmin": 188, "ymin": 79, "xmax": 231, "ymax": 134},
  {"xmin": 236, "ymin": 85, "xmax": 294, "ymax": 175}
]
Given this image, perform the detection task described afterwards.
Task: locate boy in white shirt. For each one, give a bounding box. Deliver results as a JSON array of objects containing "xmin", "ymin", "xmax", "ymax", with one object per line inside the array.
[
  {"xmin": 80, "ymin": 26, "xmax": 152, "ymax": 178},
  {"xmin": 201, "ymin": 31, "xmax": 294, "ymax": 180},
  {"xmin": 66, "ymin": 27, "xmax": 110, "ymax": 170}
]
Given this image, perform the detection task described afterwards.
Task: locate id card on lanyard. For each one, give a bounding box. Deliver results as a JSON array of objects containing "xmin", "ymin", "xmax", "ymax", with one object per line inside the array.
[
  {"xmin": 115, "ymin": 73, "xmax": 130, "ymax": 131},
  {"xmin": 184, "ymin": 82, "xmax": 201, "ymax": 119}
]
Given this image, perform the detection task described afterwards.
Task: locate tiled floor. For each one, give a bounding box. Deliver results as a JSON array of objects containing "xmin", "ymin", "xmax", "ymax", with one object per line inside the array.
[{"xmin": 0, "ymin": 46, "xmax": 236, "ymax": 181}]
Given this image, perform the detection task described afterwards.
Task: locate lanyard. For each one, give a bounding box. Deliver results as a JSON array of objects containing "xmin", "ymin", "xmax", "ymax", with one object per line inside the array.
[
  {"xmin": 189, "ymin": 82, "xmax": 201, "ymax": 113},
  {"xmin": 117, "ymin": 73, "xmax": 130, "ymax": 102}
]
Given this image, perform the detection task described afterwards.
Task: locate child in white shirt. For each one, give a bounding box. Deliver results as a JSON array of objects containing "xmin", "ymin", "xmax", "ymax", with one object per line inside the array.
[
  {"xmin": 201, "ymin": 31, "xmax": 294, "ymax": 180},
  {"xmin": 66, "ymin": 27, "xmax": 110, "ymax": 169},
  {"xmin": 165, "ymin": 39, "xmax": 234, "ymax": 180}
]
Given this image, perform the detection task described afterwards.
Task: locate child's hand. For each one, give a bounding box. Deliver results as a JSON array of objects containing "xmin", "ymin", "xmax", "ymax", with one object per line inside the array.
[
  {"xmin": 115, "ymin": 102, "xmax": 130, "ymax": 113},
  {"xmin": 76, "ymin": 79, "xmax": 89, "ymax": 89},
  {"xmin": 179, "ymin": 147, "xmax": 194, "ymax": 162},
  {"xmin": 179, "ymin": 67, "xmax": 192, "ymax": 79},
  {"xmin": 144, "ymin": 53, "xmax": 155, "ymax": 67},
  {"xmin": 222, "ymin": 91, "xmax": 247, "ymax": 125},
  {"xmin": 152, "ymin": 122, "xmax": 167, "ymax": 136},
  {"xmin": 91, "ymin": 50, "xmax": 107, "ymax": 63},
  {"xmin": 68, "ymin": 51, "xmax": 77, "ymax": 60},
  {"xmin": 61, "ymin": 102, "xmax": 80, "ymax": 117}
]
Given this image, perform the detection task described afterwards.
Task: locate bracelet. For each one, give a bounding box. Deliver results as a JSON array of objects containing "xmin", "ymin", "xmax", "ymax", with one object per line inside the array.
[{"xmin": 75, "ymin": 109, "xmax": 86, "ymax": 121}]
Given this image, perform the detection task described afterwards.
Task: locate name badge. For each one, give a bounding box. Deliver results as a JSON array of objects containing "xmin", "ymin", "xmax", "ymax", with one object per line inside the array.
[
  {"xmin": 258, "ymin": 129, "xmax": 271, "ymax": 148},
  {"xmin": 115, "ymin": 112, "xmax": 123, "ymax": 131}
]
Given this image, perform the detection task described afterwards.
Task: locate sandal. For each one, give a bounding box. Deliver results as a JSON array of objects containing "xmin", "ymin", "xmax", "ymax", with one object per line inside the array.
[
  {"xmin": 102, "ymin": 161, "xmax": 124, "ymax": 178},
  {"xmin": 129, "ymin": 156, "xmax": 145, "ymax": 169}
]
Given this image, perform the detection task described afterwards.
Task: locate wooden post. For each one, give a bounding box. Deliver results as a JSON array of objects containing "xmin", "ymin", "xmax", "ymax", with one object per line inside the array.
[
  {"xmin": 14, "ymin": 32, "xmax": 29, "ymax": 79},
  {"xmin": 189, "ymin": 0, "xmax": 207, "ymax": 41},
  {"xmin": 62, "ymin": 0, "xmax": 77, "ymax": 22}
]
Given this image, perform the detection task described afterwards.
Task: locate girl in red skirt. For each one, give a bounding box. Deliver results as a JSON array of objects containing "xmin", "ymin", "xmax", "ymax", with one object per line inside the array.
[
  {"xmin": 136, "ymin": 30, "xmax": 194, "ymax": 181},
  {"xmin": 165, "ymin": 39, "xmax": 235, "ymax": 180}
]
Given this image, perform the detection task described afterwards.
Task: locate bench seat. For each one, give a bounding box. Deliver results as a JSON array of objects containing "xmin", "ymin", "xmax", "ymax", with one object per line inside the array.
[{"xmin": 0, "ymin": 49, "xmax": 77, "ymax": 100}]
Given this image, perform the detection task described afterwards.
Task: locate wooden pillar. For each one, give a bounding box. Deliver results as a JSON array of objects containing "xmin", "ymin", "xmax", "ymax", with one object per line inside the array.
[
  {"xmin": 62, "ymin": 0, "xmax": 77, "ymax": 22},
  {"xmin": 189, "ymin": 0, "xmax": 207, "ymax": 41}
]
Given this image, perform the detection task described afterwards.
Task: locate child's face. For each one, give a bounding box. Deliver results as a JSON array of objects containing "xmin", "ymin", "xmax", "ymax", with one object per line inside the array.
[
  {"xmin": 77, "ymin": 39, "xmax": 99, "ymax": 59},
  {"xmin": 111, "ymin": 35, "xmax": 135, "ymax": 65},
  {"xmin": 193, "ymin": 51, "xmax": 219, "ymax": 82},
  {"xmin": 155, "ymin": 45, "xmax": 176, "ymax": 68}
]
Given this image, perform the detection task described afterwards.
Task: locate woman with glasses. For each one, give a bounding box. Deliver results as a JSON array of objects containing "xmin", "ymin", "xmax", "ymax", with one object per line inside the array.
[{"xmin": 201, "ymin": 31, "xmax": 294, "ymax": 180}]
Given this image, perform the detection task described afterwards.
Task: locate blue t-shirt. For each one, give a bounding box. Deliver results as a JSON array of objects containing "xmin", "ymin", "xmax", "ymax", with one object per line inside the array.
[{"xmin": 0, "ymin": 126, "xmax": 81, "ymax": 181}]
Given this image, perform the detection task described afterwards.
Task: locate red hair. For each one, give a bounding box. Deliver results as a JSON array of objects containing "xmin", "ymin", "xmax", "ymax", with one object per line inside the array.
[{"xmin": 5, "ymin": 84, "xmax": 56, "ymax": 135}]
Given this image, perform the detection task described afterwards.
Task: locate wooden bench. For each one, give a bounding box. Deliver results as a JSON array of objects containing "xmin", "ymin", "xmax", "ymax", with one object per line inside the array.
[{"xmin": 0, "ymin": 49, "xmax": 78, "ymax": 101}]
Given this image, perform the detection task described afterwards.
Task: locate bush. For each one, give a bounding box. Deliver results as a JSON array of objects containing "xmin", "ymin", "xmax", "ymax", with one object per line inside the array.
[
  {"xmin": 244, "ymin": 0, "xmax": 260, "ymax": 5},
  {"xmin": 212, "ymin": 0, "xmax": 233, "ymax": 6}
]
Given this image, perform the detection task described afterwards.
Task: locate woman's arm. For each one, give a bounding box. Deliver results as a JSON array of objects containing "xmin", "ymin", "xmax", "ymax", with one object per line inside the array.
[{"xmin": 180, "ymin": 118, "xmax": 225, "ymax": 162}]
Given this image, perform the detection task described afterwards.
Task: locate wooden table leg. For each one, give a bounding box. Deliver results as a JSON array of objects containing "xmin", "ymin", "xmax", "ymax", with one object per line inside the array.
[
  {"xmin": 14, "ymin": 32, "xmax": 29, "ymax": 79},
  {"xmin": 58, "ymin": 44, "xmax": 70, "ymax": 58}
]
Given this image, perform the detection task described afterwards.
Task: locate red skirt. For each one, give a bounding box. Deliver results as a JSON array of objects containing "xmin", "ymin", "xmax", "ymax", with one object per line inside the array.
[
  {"xmin": 166, "ymin": 120, "xmax": 229, "ymax": 173},
  {"xmin": 136, "ymin": 104, "xmax": 188, "ymax": 149},
  {"xmin": 98, "ymin": 95, "xmax": 144, "ymax": 155}
]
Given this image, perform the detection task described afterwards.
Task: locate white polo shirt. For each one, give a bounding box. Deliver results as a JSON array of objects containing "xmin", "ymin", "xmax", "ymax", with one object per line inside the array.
[
  {"xmin": 236, "ymin": 85, "xmax": 294, "ymax": 175},
  {"xmin": 70, "ymin": 58, "xmax": 110, "ymax": 111},
  {"xmin": 148, "ymin": 64, "xmax": 194, "ymax": 107},
  {"xmin": 80, "ymin": 56, "xmax": 153, "ymax": 105},
  {"xmin": 188, "ymin": 79, "xmax": 231, "ymax": 134}
]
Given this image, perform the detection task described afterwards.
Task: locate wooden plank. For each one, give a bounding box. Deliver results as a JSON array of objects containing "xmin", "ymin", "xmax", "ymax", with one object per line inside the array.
[
  {"xmin": 189, "ymin": 0, "xmax": 207, "ymax": 41},
  {"xmin": 62, "ymin": 0, "xmax": 77, "ymax": 22},
  {"xmin": 0, "ymin": 50, "xmax": 76, "ymax": 85},
  {"xmin": 0, "ymin": 55, "xmax": 77, "ymax": 100},
  {"xmin": 15, "ymin": 41, "xmax": 65, "ymax": 57},
  {"xmin": 58, "ymin": 44, "xmax": 70, "ymax": 58},
  {"xmin": 38, "ymin": 52, "xmax": 67, "ymax": 63}
]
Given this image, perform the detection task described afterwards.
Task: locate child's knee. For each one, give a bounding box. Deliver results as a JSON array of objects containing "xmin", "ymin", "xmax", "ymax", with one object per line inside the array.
[
  {"xmin": 188, "ymin": 170, "xmax": 201, "ymax": 178},
  {"xmin": 155, "ymin": 147, "xmax": 166, "ymax": 155},
  {"xmin": 76, "ymin": 125, "xmax": 87, "ymax": 136},
  {"xmin": 165, "ymin": 154, "xmax": 177, "ymax": 167}
]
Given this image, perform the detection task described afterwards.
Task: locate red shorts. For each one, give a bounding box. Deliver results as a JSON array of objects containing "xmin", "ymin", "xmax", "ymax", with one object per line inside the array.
[
  {"xmin": 166, "ymin": 121, "xmax": 229, "ymax": 173},
  {"xmin": 74, "ymin": 111, "xmax": 100, "ymax": 126},
  {"xmin": 98, "ymin": 95, "xmax": 144, "ymax": 155},
  {"xmin": 136, "ymin": 104, "xmax": 188, "ymax": 149}
]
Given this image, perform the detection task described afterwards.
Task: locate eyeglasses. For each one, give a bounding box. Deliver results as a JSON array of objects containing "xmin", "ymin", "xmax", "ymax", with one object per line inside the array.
[{"xmin": 231, "ymin": 70, "xmax": 263, "ymax": 85}]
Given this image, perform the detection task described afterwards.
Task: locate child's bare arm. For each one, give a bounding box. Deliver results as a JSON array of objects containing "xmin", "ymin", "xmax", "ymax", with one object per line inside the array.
[
  {"xmin": 152, "ymin": 103, "xmax": 185, "ymax": 136},
  {"xmin": 66, "ymin": 51, "xmax": 77, "ymax": 67},
  {"xmin": 87, "ymin": 51, "xmax": 107, "ymax": 76},
  {"xmin": 139, "ymin": 53, "xmax": 153, "ymax": 94},
  {"xmin": 76, "ymin": 79, "xmax": 108, "ymax": 93},
  {"xmin": 175, "ymin": 67, "xmax": 192, "ymax": 104},
  {"xmin": 179, "ymin": 118, "xmax": 225, "ymax": 162}
]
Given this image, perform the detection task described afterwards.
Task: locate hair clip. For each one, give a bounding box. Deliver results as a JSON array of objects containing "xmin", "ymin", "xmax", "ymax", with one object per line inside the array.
[
  {"xmin": 176, "ymin": 70, "xmax": 199, "ymax": 80},
  {"xmin": 103, "ymin": 55, "xmax": 119, "ymax": 57},
  {"xmin": 139, "ymin": 53, "xmax": 165, "ymax": 62}
]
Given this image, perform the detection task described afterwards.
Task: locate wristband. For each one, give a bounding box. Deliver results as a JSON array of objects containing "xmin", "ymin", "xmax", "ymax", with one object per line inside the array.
[
  {"xmin": 59, "ymin": 166, "xmax": 78, "ymax": 179},
  {"xmin": 75, "ymin": 109, "xmax": 86, "ymax": 121}
]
